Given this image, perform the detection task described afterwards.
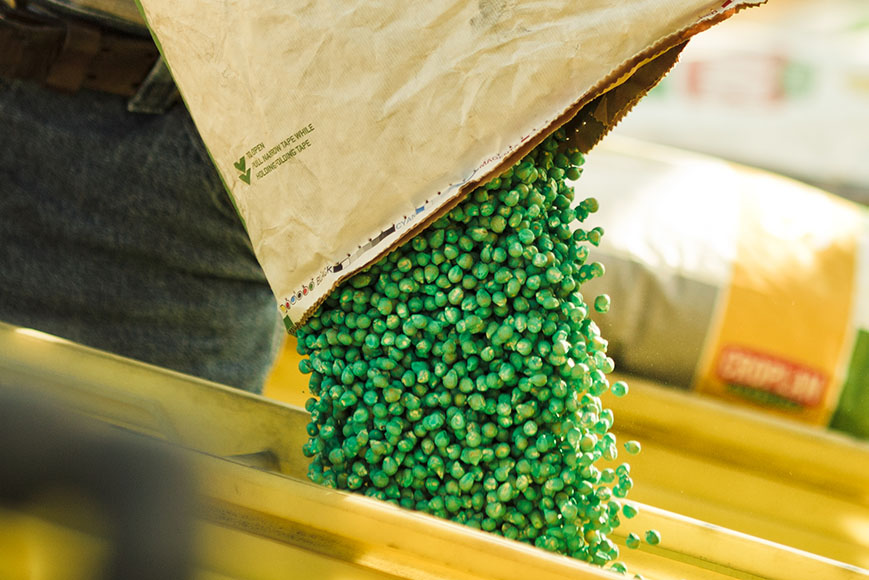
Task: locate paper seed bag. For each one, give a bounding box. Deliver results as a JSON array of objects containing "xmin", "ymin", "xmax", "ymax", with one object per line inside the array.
[{"xmin": 135, "ymin": 0, "xmax": 764, "ymax": 330}]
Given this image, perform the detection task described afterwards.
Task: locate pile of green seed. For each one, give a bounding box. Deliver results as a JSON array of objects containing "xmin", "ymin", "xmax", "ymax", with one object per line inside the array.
[{"xmin": 296, "ymin": 129, "xmax": 658, "ymax": 572}]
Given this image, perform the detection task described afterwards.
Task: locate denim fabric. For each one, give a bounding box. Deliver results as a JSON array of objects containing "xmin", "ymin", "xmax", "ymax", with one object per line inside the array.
[{"xmin": 0, "ymin": 78, "xmax": 283, "ymax": 393}]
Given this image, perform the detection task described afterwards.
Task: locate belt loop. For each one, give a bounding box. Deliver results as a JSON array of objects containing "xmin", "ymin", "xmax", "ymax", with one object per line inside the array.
[
  {"xmin": 43, "ymin": 18, "xmax": 100, "ymax": 92},
  {"xmin": 126, "ymin": 56, "xmax": 179, "ymax": 114}
]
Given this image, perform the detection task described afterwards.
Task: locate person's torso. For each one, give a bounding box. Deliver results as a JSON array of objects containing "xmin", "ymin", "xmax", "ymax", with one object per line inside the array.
[{"xmin": 28, "ymin": 0, "xmax": 147, "ymax": 35}]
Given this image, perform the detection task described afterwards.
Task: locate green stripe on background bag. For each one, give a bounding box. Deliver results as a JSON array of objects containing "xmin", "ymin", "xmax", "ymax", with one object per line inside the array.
[{"xmin": 830, "ymin": 330, "xmax": 869, "ymax": 438}]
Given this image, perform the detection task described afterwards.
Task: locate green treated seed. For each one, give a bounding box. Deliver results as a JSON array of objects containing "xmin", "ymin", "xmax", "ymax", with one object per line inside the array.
[
  {"xmin": 531, "ymin": 253, "xmax": 548, "ymax": 268},
  {"xmin": 297, "ymin": 130, "xmax": 640, "ymax": 575},
  {"xmin": 622, "ymin": 504, "xmax": 638, "ymax": 519},
  {"xmin": 469, "ymin": 227, "xmax": 489, "ymax": 242},
  {"xmin": 497, "ymin": 482, "xmax": 514, "ymax": 502},
  {"xmin": 594, "ymin": 294, "xmax": 611, "ymax": 313},
  {"xmin": 644, "ymin": 530, "xmax": 661, "ymax": 546},
  {"xmin": 611, "ymin": 381, "xmax": 629, "ymax": 397},
  {"xmin": 625, "ymin": 533, "xmax": 640, "ymax": 549},
  {"xmin": 518, "ymin": 228, "xmax": 536, "ymax": 245},
  {"xmin": 609, "ymin": 562, "xmax": 628, "ymax": 575},
  {"xmin": 624, "ymin": 440, "xmax": 642, "ymax": 455},
  {"xmin": 545, "ymin": 267, "xmax": 563, "ymax": 284}
]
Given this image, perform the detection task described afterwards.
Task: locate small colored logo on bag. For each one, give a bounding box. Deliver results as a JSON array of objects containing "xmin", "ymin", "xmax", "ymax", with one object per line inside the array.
[{"xmin": 235, "ymin": 156, "xmax": 251, "ymax": 184}]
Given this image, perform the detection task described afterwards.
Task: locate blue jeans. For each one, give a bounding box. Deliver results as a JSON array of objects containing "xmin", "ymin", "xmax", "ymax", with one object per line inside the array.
[{"xmin": 0, "ymin": 78, "xmax": 283, "ymax": 393}]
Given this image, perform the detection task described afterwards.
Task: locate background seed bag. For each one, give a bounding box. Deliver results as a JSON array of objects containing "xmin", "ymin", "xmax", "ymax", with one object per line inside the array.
[
  {"xmin": 134, "ymin": 0, "xmax": 764, "ymax": 330},
  {"xmin": 577, "ymin": 138, "xmax": 869, "ymax": 436}
]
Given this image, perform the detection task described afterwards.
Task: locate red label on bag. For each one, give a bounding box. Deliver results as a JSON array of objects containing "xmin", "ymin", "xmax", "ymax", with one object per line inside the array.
[{"xmin": 716, "ymin": 346, "xmax": 828, "ymax": 408}]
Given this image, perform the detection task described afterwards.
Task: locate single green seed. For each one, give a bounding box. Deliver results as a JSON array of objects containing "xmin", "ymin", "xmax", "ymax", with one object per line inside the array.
[
  {"xmin": 611, "ymin": 381, "xmax": 629, "ymax": 397},
  {"xmin": 518, "ymin": 228, "xmax": 536, "ymax": 245},
  {"xmin": 624, "ymin": 440, "xmax": 642, "ymax": 455},
  {"xmin": 609, "ymin": 562, "xmax": 628, "ymax": 575},
  {"xmin": 594, "ymin": 294, "xmax": 611, "ymax": 313},
  {"xmin": 496, "ymin": 482, "xmax": 513, "ymax": 502},
  {"xmin": 644, "ymin": 530, "xmax": 661, "ymax": 546},
  {"xmin": 545, "ymin": 267, "xmax": 563, "ymax": 284},
  {"xmin": 490, "ymin": 215, "xmax": 507, "ymax": 233}
]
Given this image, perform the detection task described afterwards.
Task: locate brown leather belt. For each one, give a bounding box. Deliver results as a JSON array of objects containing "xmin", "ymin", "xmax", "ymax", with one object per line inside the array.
[{"xmin": 0, "ymin": 5, "xmax": 159, "ymax": 97}]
